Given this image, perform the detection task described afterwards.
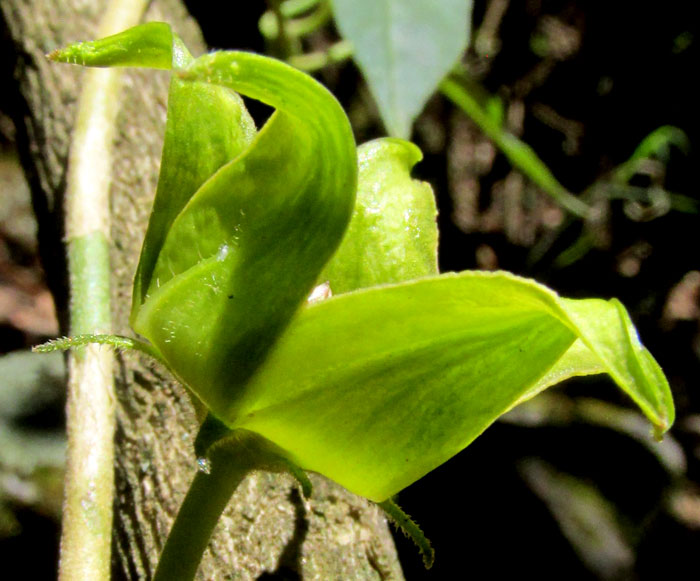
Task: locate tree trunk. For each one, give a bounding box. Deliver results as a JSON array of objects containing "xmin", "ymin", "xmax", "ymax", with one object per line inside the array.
[{"xmin": 0, "ymin": 1, "xmax": 404, "ymax": 578}]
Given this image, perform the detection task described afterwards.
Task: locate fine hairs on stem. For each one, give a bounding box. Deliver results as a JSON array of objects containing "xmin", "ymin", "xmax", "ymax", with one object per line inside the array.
[{"xmin": 56, "ymin": 1, "xmax": 150, "ymax": 580}]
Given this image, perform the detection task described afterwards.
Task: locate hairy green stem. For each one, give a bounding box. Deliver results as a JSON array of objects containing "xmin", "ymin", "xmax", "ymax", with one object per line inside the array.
[
  {"xmin": 34, "ymin": 333, "xmax": 162, "ymax": 361},
  {"xmin": 153, "ymin": 442, "xmax": 255, "ymax": 581},
  {"xmin": 58, "ymin": 1, "xmax": 149, "ymax": 580},
  {"xmin": 378, "ymin": 498, "xmax": 434, "ymax": 569}
]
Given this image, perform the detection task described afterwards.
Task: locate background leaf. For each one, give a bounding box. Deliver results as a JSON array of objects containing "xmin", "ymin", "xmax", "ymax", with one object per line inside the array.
[
  {"xmin": 331, "ymin": 0, "xmax": 473, "ymax": 138},
  {"xmin": 519, "ymin": 459, "xmax": 634, "ymax": 578}
]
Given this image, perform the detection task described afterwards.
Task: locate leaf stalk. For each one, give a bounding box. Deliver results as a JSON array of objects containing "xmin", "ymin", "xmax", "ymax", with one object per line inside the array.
[{"xmin": 153, "ymin": 439, "xmax": 257, "ymax": 581}]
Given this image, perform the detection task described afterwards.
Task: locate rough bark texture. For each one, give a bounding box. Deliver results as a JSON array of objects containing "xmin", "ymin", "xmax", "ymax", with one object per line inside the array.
[{"xmin": 0, "ymin": 1, "xmax": 404, "ymax": 578}]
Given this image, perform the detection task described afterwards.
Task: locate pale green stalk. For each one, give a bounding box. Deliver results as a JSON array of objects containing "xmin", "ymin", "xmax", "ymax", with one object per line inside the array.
[
  {"xmin": 152, "ymin": 444, "xmax": 253, "ymax": 581},
  {"xmin": 58, "ymin": 1, "xmax": 149, "ymax": 579}
]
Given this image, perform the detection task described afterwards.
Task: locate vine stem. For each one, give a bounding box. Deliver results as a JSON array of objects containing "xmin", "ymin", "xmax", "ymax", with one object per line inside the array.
[{"xmin": 58, "ymin": 1, "xmax": 149, "ymax": 579}]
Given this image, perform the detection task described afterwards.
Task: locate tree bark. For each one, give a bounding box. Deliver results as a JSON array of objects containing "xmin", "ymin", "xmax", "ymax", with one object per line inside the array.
[{"xmin": 0, "ymin": 1, "xmax": 404, "ymax": 578}]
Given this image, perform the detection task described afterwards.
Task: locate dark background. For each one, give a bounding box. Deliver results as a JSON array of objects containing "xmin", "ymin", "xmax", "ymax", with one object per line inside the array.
[{"xmin": 1, "ymin": 1, "xmax": 698, "ymax": 578}]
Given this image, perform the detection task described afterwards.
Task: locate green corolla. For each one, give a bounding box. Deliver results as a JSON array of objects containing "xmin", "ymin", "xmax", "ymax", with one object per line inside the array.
[{"xmin": 50, "ymin": 22, "xmax": 673, "ymax": 506}]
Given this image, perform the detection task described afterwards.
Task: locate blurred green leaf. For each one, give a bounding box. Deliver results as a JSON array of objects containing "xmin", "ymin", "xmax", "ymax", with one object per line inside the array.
[
  {"xmin": 331, "ymin": 0, "xmax": 473, "ymax": 137},
  {"xmin": 504, "ymin": 393, "xmax": 686, "ymax": 476},
  {"xmin": 0, "ymin": 350, "xmax": 65, "ymax": 420},
  {"xmin": 0, "ymin": 351, "xmax": 65, "ymax": 530},
  {"xmin": 0, "ymin": 425, "xmax": 65, "ymax": 474},
  {"xmin": 520, "ymin": 459, "xmax": 634, "ymax": 578}
]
